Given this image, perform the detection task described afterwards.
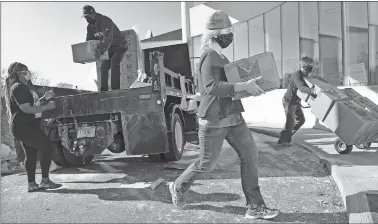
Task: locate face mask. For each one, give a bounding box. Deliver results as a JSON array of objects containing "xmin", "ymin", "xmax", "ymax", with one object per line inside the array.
[
  {"xmin": 214, "ymin": 33, "xmax": 233, "ymax": 49},
  {"xmin": 85, "ymin": 17, "xmax": 95, "ymax": 24},
  {"xmin": 302, "ymin": 66, "xmax": 313, "ymax": 75},
  {"xmin": 19, "ymin": 70, "xmax": 32, "ymax": 81}
]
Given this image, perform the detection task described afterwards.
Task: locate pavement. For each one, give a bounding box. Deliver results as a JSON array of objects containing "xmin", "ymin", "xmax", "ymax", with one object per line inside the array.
[
  {"xmin": 1, "ymin": 132, "xmax": 347, "ymax": 223},
  {"xmin": 248, "ymin": 123, "xmax": 378, "ymax": 224}
]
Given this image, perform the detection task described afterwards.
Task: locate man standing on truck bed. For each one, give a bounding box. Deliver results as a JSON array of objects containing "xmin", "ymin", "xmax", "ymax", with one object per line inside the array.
[
  {"xmin": 277, "ymin": 57, "xmax": 319, "ymax": 146},
  {"xmin": 82, "ymin": 5, "xmax": 128, "ymax": 91}
]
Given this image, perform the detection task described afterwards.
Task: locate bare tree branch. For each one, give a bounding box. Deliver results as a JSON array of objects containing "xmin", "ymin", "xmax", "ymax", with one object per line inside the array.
[{"xmin": 56, "ymin": 82, "xmax": 75, "ymax": 89}]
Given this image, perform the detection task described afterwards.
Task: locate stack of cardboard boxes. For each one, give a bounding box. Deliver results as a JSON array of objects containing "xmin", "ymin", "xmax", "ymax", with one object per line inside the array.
[
  {"xmin": 297, "ymin": 76, "xmax": 378, "ymax": 145},
  {"xmin": 119, "ymin": 30, "xmax": 138, "ymax": 89}
]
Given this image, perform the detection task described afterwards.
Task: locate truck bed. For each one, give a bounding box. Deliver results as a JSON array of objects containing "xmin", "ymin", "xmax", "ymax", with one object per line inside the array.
[{"xmin": 42, "ymin": 86, "xmax": 158, "ymax": 119}]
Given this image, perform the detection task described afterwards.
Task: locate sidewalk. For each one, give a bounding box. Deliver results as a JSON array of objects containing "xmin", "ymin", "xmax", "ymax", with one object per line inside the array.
[{"xmin": 248, "ymin": 123, "xmax": 378, "ymax": 224}]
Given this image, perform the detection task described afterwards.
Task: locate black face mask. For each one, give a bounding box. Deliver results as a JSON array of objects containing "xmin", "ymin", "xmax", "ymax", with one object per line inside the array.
[
  {"xmin": 214, "ymin": 33, "xmax": 233, "ymax": 49},
  {"xmin": 85, "ymin": 17, "xmax": 95, "ymax": 25},
  {"xmin": 302, "ymin": 66, "xmax": 313, "ymax": 75}
]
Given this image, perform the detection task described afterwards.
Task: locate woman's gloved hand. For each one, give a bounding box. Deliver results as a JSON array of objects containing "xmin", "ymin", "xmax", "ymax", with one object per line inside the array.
[{"xmin": 244, "ymin": 77, "xmax": 266, "ymax": 97}]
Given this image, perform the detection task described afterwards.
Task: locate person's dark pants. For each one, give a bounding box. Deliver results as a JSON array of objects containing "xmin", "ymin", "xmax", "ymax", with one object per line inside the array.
[
  {"xmin": 100, "ymin": 45, "xmax": 128, "ymax": 91},
  {"xmin": 11, "ymin": 120, "xmax": 53, "ymax": 183},
  {"xmin": 174, "ymin": 119, "xmax": 266, "ymax": 207},
  {"xmin": 278, "ymin": 99, "xmax": 306, "ymax": 143},
  {"xmin": 15, "ymin": 138, "xmax": 25, "ymax": 163}
]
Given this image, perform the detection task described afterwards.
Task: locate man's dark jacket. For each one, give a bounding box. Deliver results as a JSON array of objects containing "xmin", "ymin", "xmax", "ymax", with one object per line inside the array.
[{"xmin": 86, "ymin": 13, "xmax": 127, "ymax": 54}]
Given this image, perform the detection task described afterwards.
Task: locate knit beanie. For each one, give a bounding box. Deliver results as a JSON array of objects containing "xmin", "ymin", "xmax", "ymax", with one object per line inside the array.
[{"xmin": 205, "ymin": 10, "xmax": 232, "ymax": 30}]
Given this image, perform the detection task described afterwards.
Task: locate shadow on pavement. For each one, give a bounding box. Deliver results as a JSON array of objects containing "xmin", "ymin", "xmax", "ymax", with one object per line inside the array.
[
  {"xmin": 43, "ymin": 181, "xmax": 241, "ymax": 204},
  {"xmin": 252, "ymin": 127, "xmax": 378, "ymax": 167},
  {"xmin": 185, "ymin": 204, "xmax": 347, "ymax": 223}
]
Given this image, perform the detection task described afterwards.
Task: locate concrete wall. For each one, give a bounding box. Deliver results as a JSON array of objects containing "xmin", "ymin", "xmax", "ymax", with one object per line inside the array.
[{"xmin": 241, "ymin": 85, "xmax": 378, "ymax": 130}]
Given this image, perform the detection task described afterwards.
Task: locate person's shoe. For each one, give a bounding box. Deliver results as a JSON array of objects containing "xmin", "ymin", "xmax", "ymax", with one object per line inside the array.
[
  {"xmin": 245, "ymin": 204, "xmax": 280, "ymax": 220},
  {"xmin": 277, "ymin": 141, "xmax": 293, "ymax": 147},
  {"xmin": 40, "ymin": 179, "xmax": 62, "ymax": 190},
  {"xmin": 169, "ymin": 182, "xmax": 186, "ymax": 209},
  {"xmin": 28, "ymin": 182, "xmax": 43, "ymax": 192}
]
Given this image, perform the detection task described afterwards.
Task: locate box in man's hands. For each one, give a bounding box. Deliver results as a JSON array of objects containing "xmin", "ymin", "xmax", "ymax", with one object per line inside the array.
[
  {"xmin": 72, "ymin": 40, "xmax": 109, "ymax": 63},
  {"xmin": 224, "ymin": 52, "xmax": 281, "ymax": 100}
]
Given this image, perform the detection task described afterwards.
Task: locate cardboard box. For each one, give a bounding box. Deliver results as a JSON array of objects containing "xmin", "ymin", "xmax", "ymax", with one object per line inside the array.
[
  {"xmin": 310, "ymin": 87, "xmax": 350, "ymax": 121},
  {"xmin": 341, "ymin": 88, "xmax": 378, "ymax": 142},
  {"xmin": 224, "ymin": 52, "xmax": 281, "ymax": 100},
  {"xmin": 72, "ymin": 40, "xmax": 109, "ymax": 63},
  {"xmin": 121, "ymin": 61, "xmax": 138, "ymax": 74},
  {"xmin": 123, "ymin": 50, "xmax": 138, "ymax": 63},
  {"xmin": 323, "ymin": 99, "xmax": 378, "ymax": 145}
]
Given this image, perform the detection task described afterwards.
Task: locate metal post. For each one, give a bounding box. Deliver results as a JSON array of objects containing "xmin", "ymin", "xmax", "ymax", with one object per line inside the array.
[{"xmin": 341, "ymin": 2, "xmax": 349, "ymax": 86}]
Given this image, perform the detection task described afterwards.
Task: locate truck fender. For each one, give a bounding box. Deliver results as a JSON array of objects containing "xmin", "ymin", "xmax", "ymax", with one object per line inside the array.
[{"xmin": 165, "ymin": 103, "xmax": 186, "ymax": 132}]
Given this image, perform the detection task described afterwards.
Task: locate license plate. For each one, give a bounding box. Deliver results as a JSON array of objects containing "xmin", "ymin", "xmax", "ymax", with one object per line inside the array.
[{"xmin": 77, "ymin": 126, "xmax": 96, "ymax": 138}]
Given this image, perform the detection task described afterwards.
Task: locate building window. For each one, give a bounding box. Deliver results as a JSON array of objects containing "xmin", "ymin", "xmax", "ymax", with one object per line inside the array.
[
  {"xmin": 369, "ymin": 2, "xmax": 378, "ymax": 85},
  {"xmin": 248, "ymin": 15, "xmax": 265, "ymax": 57},
  {"xmin": 299, "ymin": 2, "xmax": 320, "ymax": 77},
  {"xmin": 282, "ymin": 2, "xmax": 300, "ymax": 87},
  {"xmin": 345, "ymin": 2, "xmax": 369, "ymax": 86},
  {"xmin": 319, "ymin": 2, "xmax": 343, "ymax": 86},
  {"xmin": 264, "ymin": 6, "xmax": 282, "ymax": 81},
  {"xmin": 234, "ymin": 22, "xmax": 249, "ymax": 61}
]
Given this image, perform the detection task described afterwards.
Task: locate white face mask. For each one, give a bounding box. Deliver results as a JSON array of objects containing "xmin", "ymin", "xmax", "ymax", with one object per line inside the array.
[{"xmin": 19, "ymin": 70, "xmax": 31, "ymax": 81}]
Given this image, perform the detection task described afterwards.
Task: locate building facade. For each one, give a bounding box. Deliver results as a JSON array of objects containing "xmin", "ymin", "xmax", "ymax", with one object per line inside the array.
[{"xmin": 189, "ymin": 2, "xmax": 378, "ymax": 88}]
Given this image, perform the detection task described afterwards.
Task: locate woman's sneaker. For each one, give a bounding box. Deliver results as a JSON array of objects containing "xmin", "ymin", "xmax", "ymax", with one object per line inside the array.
[
  {"xmin": 245, "ymin": 204, "xmax": 280, "ymax": 220},
  {"xmin": 40, "ymin": 179, "xmax": 62, "ymax": 189},
  {"xmin": 169, "ymin": 182, "xmax": 186, "ymax": 209},
  {"xmin": 28, "ymin": 182, "xmax": 43, "ymax": 192}
]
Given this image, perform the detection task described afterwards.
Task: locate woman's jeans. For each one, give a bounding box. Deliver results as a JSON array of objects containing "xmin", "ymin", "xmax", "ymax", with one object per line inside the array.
[{"xmin": 174, "ymin": 119, "xmax": 266, "ymax": 207}]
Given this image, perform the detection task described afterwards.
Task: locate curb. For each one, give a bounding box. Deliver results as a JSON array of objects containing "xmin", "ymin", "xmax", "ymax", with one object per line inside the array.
[{"xmin": 249, "ymin": 126, "xmax": 376, "ymax": 224}]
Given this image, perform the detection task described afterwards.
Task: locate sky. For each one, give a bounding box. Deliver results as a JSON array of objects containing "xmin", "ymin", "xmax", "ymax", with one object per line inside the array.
[{"xmin": 1, "ymin": 1, "xmax": 182, "ymax": 90}]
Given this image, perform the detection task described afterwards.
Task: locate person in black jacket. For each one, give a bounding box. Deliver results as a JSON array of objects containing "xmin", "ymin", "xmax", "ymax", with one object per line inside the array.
[
  {"xmin": 4, "ymin": 62, "xmax": 62, "ymax": 192},
  {"xmin": 277, "ymin": 57, "xmax": 318, "ymax": 146},
  {"xmin": 82, "ymin": 5, "xmax": 128, "ymax": 91}
]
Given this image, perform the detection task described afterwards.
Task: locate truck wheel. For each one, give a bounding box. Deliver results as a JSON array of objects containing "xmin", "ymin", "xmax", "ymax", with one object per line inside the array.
[
  {"xmin": 162, "ymin": 113, "xmax": 185, "ymax": 161},
  {"xmin": 148, "ymin": 153, "xmax": 164, "ymax": 162},
  {"xmin": 62, "ymin": 146, "xmax": 94, "ymax": 166},
  {"xmin": 51, "ymin": 141, "xmax": 68, "ymax": 167},
  {"xmin": 107, "ymin": 134, "xmax": 126, "ymax": 153},
  {"xmin": 334, "ymin": 138, "xmax": 353, "ymax": 154}
]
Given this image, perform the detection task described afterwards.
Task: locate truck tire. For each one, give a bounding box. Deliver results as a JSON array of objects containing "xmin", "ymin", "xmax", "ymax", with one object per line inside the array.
[
  {"xmin": 162, "ymin": 113, "xmax": 185, "ymax": 161},
  {"xmin": 62, "ymin": 145, "xmax": 94, "ymax": 167},
  {"xmin": 51, "ymin": 141, "xmax": 68, "ymax": 167},
  {"xmin": 107, "ymin": 134, "xmax": 126, "ymax": 153}
]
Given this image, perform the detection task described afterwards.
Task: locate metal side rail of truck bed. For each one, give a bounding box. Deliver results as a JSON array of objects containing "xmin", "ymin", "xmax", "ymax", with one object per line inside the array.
[{"xmin": 41, "ymin": 50, "xmax": 200, "ymax": 167}]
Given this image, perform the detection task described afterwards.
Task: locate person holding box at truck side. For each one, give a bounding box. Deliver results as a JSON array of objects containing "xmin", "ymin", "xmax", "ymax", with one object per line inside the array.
[
  {"xmin": 82, "ymin": 5, "xmax": 128, "ymax": 91},
  {"xmin": 168, "ymin": 10, "xmax": 280, "ymax": 220},
  {"xmin": 277, "ymin": 57, "xmax": 318, "ymax": 146},
  {"xmin": 3, "ymin": 62, "xmax": 62, "ymax": 192}
]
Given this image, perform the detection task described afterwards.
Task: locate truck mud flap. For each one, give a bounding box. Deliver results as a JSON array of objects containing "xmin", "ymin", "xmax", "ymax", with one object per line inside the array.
[{"xmin": 121, "ymin": 111, "xmax": 169, "ymax": 155}]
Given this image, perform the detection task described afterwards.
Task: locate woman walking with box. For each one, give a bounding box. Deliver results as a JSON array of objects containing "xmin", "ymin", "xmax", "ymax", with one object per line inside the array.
[
  {"xmin": 4, "ymin": 62, "xmax": 62, "ymax": 192},
  {"xmin": 168, "ymin": 10, "xmax": 280, "ymax": 220}
]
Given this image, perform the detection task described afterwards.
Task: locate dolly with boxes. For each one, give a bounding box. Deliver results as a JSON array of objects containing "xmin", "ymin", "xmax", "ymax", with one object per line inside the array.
[{"xmin": 297, "ymin": 76, "xmax": 378, "ymax": 154}]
